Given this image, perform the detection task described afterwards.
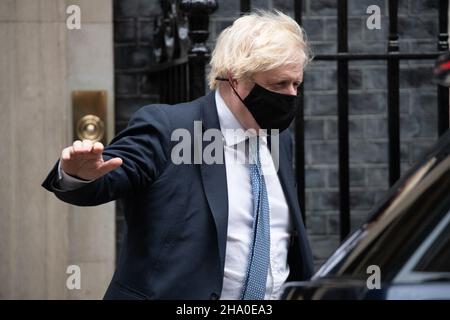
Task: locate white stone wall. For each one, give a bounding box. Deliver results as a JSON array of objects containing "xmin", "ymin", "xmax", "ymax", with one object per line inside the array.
[{"xmin": 0, "ymin": 0, "xmax": 115, "ymax": 299}]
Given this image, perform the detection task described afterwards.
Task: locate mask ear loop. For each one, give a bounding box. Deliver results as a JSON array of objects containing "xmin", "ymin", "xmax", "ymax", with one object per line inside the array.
[{"xmin": 215, "ymin": 75, "xmax": 247, "ymax": 105}]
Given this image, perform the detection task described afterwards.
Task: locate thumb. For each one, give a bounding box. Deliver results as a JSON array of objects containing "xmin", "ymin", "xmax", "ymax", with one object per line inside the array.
[{"xmin": 97, "ymin": 157, "xmax": 123, "ymax": 176}]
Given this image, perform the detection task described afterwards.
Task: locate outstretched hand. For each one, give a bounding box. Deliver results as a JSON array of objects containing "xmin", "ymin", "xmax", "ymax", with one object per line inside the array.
[{"xmin": 60, "ymin": 140, "xmax": 123, "ymax": 181}]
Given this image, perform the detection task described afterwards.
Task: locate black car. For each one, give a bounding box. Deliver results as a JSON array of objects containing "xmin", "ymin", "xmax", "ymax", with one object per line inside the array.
[{"xmin": 282, "ymin": 130, "xmax": 450, "ymax": 300}]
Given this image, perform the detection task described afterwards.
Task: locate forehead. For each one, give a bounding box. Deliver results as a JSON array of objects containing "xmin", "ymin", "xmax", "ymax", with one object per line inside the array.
[{"xmin": 254, "ymin": 63, "xmax": 304, "ymax": 81}]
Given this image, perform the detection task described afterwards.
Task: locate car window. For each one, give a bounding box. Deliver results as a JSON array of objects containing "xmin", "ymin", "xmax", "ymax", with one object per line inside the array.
[
  {"xmin": 414, "ymin": 217, "xmax": 450, "ymax": 273},
  {"xmin": 393, "ymin": 210, "xmax": 450, "ymax": 283}
]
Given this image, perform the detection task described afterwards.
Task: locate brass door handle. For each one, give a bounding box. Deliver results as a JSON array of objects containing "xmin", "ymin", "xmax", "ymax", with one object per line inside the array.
[
  {"xmin": 76, "ymin": 114, "xmax": 105, "ymax": 142},
  {"xmin": 72, "ymin": 91, "xmax": 107, "ymax": 144}
]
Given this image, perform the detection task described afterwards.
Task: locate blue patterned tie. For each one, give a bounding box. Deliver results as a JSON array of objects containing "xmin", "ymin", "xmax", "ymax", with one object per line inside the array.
[{"xmin": 241, "ymin": 138, "xmax": 271, "ymax": 300}]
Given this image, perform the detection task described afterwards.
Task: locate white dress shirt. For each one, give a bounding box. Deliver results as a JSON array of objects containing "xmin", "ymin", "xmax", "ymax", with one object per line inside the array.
[
  {"xmin": 215, "ymin": 89, "xmax": 292, "ymax": 300},
  {"xmin": 57, "ymin": 89, "xmax": 293, "ymax": 299}
]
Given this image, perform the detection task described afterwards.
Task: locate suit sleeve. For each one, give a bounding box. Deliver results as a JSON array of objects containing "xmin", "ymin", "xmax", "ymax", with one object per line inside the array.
[{"xmin": 41, "ymin": 105, "xmax": 171, "ymax": 206}]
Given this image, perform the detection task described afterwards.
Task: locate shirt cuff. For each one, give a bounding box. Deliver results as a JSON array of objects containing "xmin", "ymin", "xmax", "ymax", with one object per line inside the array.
[{"xmin": 57, "ymin": 160, "xmax": 93, "ymax": 190}]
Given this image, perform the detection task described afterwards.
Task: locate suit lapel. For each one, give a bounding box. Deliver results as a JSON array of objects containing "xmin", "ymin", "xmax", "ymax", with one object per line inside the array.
[{"xmin": 199, "ymin": 91, "xmax": 229, "ymax": 274}]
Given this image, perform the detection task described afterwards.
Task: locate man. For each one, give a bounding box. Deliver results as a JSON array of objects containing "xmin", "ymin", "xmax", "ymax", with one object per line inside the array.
[{"xmin": 42, "ymin": 10, "xmax": 314, "ymax": 300}]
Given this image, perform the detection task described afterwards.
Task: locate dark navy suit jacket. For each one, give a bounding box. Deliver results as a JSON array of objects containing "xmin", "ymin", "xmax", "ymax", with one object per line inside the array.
[{"xmin": 42, "ymin": 91, "xmax": 314, "ymax": 300}]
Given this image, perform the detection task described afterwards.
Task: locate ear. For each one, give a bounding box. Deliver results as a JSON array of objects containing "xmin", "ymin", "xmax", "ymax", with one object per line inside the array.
[{"xmin": 226, "ymin": 71, "xmax": 238, "ymax": 87}]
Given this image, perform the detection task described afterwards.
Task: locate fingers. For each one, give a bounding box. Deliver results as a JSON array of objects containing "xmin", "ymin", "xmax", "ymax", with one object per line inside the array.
[
  {"xmin": 70, "ymin": 139, "xmax": 103, "ymax": 155},
  {"xmin": 72, "ymin": 140, "xmax": 83, "ymax": 153},
  {"xmin": 61, "ymin": 146, "xmax": 73, "ymax": 161},
  {"xmin": 98, "ymin": 157, "xmax": 123, "ymax": 176},
  {"xmin": 92, "ymin": 141, "xmax": 104, "ymax": 154},
  {"xmin": 82, "ymin": 139, "xmax": 94, "ymax": 152},
  {"xmin": 72, "ymin": 139, "xmax": 94, "ymax": 153},
  {"xmin": 61, "ymin": 140, "xmax": 104, "ymax": 163}
]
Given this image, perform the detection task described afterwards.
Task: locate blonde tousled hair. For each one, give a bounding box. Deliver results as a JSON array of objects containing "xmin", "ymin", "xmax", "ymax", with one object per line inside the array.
[{"xmin": 208, "ymin": 10, "xmax": 312, "ymax": 89}]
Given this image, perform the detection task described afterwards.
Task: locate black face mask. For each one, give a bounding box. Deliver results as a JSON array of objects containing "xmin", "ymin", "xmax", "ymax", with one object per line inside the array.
[{"xmin": 216, "ymin": 77, "xmax": 298, "ymax": 133}]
